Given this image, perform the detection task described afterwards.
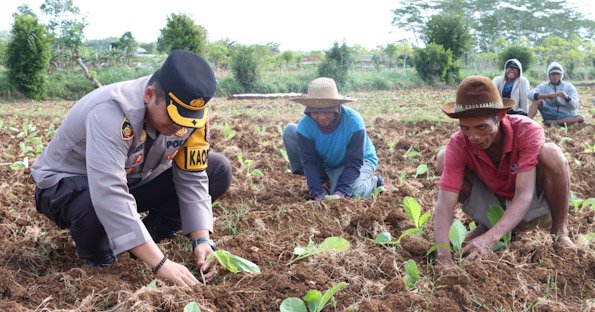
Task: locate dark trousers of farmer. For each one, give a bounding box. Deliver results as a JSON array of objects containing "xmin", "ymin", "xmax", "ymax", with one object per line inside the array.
[{"xmin": 34, "ymin": 152, "xmax": 232, "ymax": 265}]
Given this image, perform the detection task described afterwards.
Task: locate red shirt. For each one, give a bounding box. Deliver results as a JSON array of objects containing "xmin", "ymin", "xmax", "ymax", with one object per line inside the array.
[{"xmin": 439, "ymin": 115, "xmax": 544, "ymax": 200}]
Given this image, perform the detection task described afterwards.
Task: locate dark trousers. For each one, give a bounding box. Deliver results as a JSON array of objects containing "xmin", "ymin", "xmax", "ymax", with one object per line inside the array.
[{"xmin": 34, "ymin": 152, "xmax": 232, "ymax": 260}]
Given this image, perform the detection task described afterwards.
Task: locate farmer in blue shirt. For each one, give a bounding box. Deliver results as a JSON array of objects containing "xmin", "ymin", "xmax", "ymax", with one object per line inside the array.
[{"xmin": 282, "ymin": 77, "xmax": 381, "ymax": 200}]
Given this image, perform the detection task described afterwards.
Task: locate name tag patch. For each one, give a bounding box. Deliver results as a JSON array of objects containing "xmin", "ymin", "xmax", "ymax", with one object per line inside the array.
[{"xmin": 184, "ymin": 146, "xmax": 208, "ymax": 170}]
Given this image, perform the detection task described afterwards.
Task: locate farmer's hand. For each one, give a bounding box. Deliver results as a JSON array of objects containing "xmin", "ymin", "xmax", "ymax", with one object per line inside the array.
[
  {"xmin": 156, "ymin": 259, "xmax": 200, "ymax": 286},
  {"xmin": 461, "ymin": 235, "xmax": 495, "ymax": 261},
  {"xmin": 556, "ymin": 91, "xmax": 568, "ymax": 99},
  {"xmin": 436, "ymin": 250, "xmax": 454, "ymax": 266},
  {"xmin": 194, "ymin": 244, "xmax": 216, "ymax": 283}
]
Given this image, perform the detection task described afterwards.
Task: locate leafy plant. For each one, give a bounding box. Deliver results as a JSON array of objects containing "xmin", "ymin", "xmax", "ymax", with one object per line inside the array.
[
  {"xmin": 145, "ymin": 279, "xmax": 157, "ymax": 289},
  {"xmin": 404, "ymin": 146, "xmax": 420, "ymax": 159},
  {"xmin": 570, "ymin": 194, "xmax": 595, "ymax": 212},
  {"xmin": 373, "ymin": 231, "xmax": 398, "ymax": 245},
  {"xmin": 279, "ymin": 281, "xmax": 348, "ymax": 312},
  {"xmin": 207, "ymin": 249, "xmax": 260, "ymax": 274},
  {"xmin": 403, "ymin": 259, "xmax": 420, "ymax": 289},
  {"xmin": 413, "ymin": 163, "xmax": 428, "ymax": 178},
  {"xmin": 397, "ymin": 196, "xmax": 432, "ymax": 241},
  {"xmin": 237, "ymin": 153, "xmax": 263, "ymax": 177},
  {"xmin": 287, "ymin": 237, "xmax": 350, "ymax": 265},
  {"xmin": 10, "ymin": 157, "xmax": 29, "ymax": 170},
  {"xmin": 487, "ymin": 204, "xmax": 510, "ymax": 250},
  {"xmin": 399, "ymin": 172, "xmax": 408, "ymax": 182},
  {"xmin": 277, "ymin": 148, "xmax": 289, "ymax": 162},
  {"xmin": 426, "ymin": 219, "xmax": 468, "ymax": 260},
  {"xmin": 184, "ymin": 302, "xmax": 202, "ymax": 312},
  {"xmin": 387, "ymin": 141, "xmax": 396, "ymax": 152},
  {"xmin": 224, "ymin": 123, "xmax": 236, "ymax": 141}
]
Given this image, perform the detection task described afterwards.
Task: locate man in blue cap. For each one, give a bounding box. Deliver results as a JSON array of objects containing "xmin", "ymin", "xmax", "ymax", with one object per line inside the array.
[{"xmin": 32, "ymin": 50, "xmax": 232, "ymax": 286}]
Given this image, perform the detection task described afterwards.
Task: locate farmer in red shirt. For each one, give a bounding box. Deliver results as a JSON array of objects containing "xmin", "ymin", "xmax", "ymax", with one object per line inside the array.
[{"xmin": 433, "ymin": 76, "xmax": 575, "ymax": 265}]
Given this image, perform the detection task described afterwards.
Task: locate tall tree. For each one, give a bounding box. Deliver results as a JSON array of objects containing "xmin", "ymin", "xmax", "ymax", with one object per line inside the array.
[
  {"xmin": 40, "ymin": 0, "xmax": 101, "ymax": 88},
  {"xmin": 6, "ymin": 12, "xmax": 51, "ymax": 99},
  {"xmin": 423, "ymin": 13, "xmax": 472, "ymax": 60},
  {"xmin": 157, "ymin": 13, "xmax": 207, "ymax": 55},
  {"xmin": 392, "ymin": 0, "xmax": 433, "ymax": 46}
]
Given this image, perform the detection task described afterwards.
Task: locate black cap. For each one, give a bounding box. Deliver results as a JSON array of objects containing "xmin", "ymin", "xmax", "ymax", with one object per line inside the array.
[
  {"xmin": 505, "ymin": 61, "xmax": 520, "ymax": 71},
  {"xmin": 154, "ymin": 50, "xmax": 216, "ymax": 128}
]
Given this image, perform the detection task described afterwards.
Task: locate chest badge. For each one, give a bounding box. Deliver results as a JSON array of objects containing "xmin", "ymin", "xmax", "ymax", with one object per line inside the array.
[
  {"xmin": 175, "ymin": 128, "xmax": 188, "ymax": 137},
  {"xmin": 120, "ymin": 118, "xmax": 134, "ymax": 140},
  {"xmin": 139, "ymin": 130, "xmax": 147, "ymax": 143},
  {"xmin": 133, "ymin": 152, "xmax": 144, "ymax": 165}
]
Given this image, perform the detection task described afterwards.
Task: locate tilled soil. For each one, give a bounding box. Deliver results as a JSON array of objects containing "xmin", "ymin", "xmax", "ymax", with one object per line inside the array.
[{"xmin": 0, "ymin": 101, "xmax": 593, "ymax": 311}]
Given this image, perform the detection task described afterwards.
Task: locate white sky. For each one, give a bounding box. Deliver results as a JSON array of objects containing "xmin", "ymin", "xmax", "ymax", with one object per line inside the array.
[{"xmin": 0, "ymin": 0, "xmax": 594, "ymax": 52}]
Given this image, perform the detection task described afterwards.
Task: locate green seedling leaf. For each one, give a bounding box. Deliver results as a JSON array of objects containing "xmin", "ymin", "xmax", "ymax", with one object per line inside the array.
[
  {"xmin": 278, "ymin": 148, "xmax": 289, "ymax": 162},
  {"xmin": 10, "ymin": 157, "xmax": 29, "ymax": 170},
  {"xmin": 403, "ymin": 259, "xmax": 420, "ymax": 289},
  {"xmin": 287, "ymin": 237, "xmax": 350, "ymax": 265},
  {"xmin": 251, "ymin": 169, "xmax": 264, "ymax": 177},
  {"xmin": 397, "ymin": 228, "xmax": 423, "ymax": 242},
  {"xmin": 404, "ymin": 146, "xmax": 420, "ymax": 158},
  {"xmin": 403, "ymin": 196, "xmax": 421, "ymax": 228},
  {"xmin": 487, "ymin": 204, "xmax": 511, "ymax": 248},
  {"xmin": 145, "ymin": 279, "xmax": 157, "ymax": 289},
  {"xmin": 279, "ymin": 297, "xmax": 307, "ymax": 312},
  {"xmin": 207, "ymin": 250, "xmax": 260, "ymax": 274},
  {"xmin": 469, "ymin": 221, "xmax": 477, "ymax": 231},
  {"xmin": 399, "ymin": 172, "xmax": 407, "ymax": 182},
  {"xmin": 303, "ymin": 282, "xmax": 348, "ymax": 312},
  {"xmin": 413, "ymin": 163, "xmax": 428, "ymax": 178},
  {"xmin": 449, "ymin": 220, "xmax": 467, "ymax": 253},
  {"xmin": 373, "ymin": 231, "xmax": 393, "ymax": 244},
  {"xmin": 426, "ymin": 243, "xmax": 453, "ymax": 256},
  {"xmin": 183, "ymin": 302, "xmax": 202, "ymax": 312}
]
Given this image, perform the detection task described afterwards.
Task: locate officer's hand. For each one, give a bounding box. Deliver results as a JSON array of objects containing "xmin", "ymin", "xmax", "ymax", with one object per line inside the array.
[
  {"xmin": 194, "ymin": 244, "xmax": 216, "ymax": 283},
  {"xmin": 156, "ymin": 259, "xmax": 199, "ymax": 286}
]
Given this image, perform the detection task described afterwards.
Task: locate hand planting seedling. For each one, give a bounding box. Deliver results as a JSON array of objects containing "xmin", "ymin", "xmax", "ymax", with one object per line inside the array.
[
  {"xmin": 487, "ymin": 204, "xmax": 510, "ymax": 250},
  {"xmin": 287, "ymin": 237, "xmax": 350, "ymax": 265},
  {"xmin": 427, "ymin": 219, "xmax": 468, "ymax": 262},
  {"xmin": 279, "ymin": 281, "xmax": 348, "ymax": 312},
  {"xmin": 402, "ymin": 259, "xmax": 420, "ymax": 289},
  {"xmin": 207, "ymin": 250, "xmax": 260, "ymax": 274}
]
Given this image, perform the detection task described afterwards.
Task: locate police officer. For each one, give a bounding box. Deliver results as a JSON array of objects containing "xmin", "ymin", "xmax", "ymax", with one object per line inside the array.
[{"xmin": 32, "ymin": 50, "xmax": 232, "ymax": 286}]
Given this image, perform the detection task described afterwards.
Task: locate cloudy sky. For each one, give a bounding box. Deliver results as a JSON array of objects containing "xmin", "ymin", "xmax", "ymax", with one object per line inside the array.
[{"xmin": 0, "ymin": 0, "xmax": 593, "ymax": 51}]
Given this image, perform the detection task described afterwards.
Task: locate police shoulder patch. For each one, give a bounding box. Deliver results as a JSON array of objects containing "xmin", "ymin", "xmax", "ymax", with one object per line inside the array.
[{"xmin": 121, "ymin": 118, "xmax": 134, "ymax": 140}]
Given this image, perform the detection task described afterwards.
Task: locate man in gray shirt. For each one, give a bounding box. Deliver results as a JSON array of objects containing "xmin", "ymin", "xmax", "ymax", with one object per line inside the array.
[{"xmin": 32, "ymin": 50, "xmax": 232, "ymax": 286}]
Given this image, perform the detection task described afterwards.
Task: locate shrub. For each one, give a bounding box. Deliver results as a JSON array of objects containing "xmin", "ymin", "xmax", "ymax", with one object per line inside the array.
[
  {"xmin": 413, "ymin": 44, "xmax": 454, "ymax": 84},
  {"xmin": 498, "ymin": 45, "xmax": 534, "ymax": 72},
  {"xmin": 318, "ymin": 41, "xmax": 353, "ymax": 90},
  {"xmin": 6, "ymin": 13, "xmax": 51, "ymax": 100},
  {"xmin": 231, "ymin": 45, "xmax": 260, "ymax": 93},
  {"xmin": 423, "ymin": 13, "xmax": 472, "ymax": 60}
]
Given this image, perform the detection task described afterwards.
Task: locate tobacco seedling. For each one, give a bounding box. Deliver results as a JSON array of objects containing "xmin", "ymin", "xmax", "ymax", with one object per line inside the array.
[
  {"xmin": 279, "ymin": 281, "xmax": 348, "ymax": 312},
  {"xmin": 287, "ymin": 237, "xmax": 350, "ymax": 265},
  {"xmin": 570, "ymin": 194, "xmax": 595, "ymax": 212},
  {"xmin": 426, "ymin": 219, "xmax": 468, "ymax": 261},
  {"xmin": 145, "ymin": 279, "xmax": 157, "ymax": 289},
  {"xmin": 373, "ymin": 231, "xmax": 398, "ymax": 245},
  {"xmin": 584, "ymin": 143, "xmax": 595, "ymax": 153},
  {"xmin": 237, "ymin": 153, "xmax": 264, "ymax": 177},
  {"xmin": 403, "ymin": 259, "xmax": 420, "ymax": 289},
  {"xmin": 207, "ymin": 249, "xmax": 260, "ymax": 274},
  {"xmin": 184, "ymin": 302, "xmax": 202, "ymax": 312},
  {"xmin": 487, "ymin": 204, "xmax": 510, "ymax": 250},
  {"xmin": 398, "ymin": 172, "xmax": 407, "ymax": 182},
  {"xmin": 224, "ymin": 123, "xmax": 236, "ymax": 141},
  {"xmin": 10, "ymin": 157, "xmax": 29, "ymax": 171},
  {"xmin": 397, "ymin": 196, "xmax": 432, "ymax": 242},
  {"xmin": 278, "ymin": 148, "xmax": 289, "ymax": 162},
  {"xmin": 404, "ymin": 146, "xmax": 420, "ymax": 159},
  {"xmin": 387, "ymin": 141, "xmax": 396, "ymax": 152},
  {"xmin": 413, "ymin": 163, "xmax": 428, "ymax": 179}
]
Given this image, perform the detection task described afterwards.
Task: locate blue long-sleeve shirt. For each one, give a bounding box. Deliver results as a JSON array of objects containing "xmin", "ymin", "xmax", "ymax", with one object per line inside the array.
[{"xmin": 296, "ymin": 106, "xmax": 378, "ymax": 197}]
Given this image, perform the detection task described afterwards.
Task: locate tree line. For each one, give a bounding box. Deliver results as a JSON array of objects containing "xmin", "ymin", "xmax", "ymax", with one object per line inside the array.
[{"xmin": 1, "ymin": 0, "xmax": 594, "ymax": 99}]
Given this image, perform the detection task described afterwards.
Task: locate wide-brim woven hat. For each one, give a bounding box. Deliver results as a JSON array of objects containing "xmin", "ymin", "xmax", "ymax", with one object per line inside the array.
[
  {"xmin": 291, "ymin": 77, "xmax": 356, "ymax": 108},
  {"xmin": 442, "ymin": 75, "xmax": 516, "ymax": 118}
]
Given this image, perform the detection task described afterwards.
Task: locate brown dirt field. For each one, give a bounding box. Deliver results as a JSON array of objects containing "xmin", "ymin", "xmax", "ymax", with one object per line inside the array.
[{"xmin": 0, "ymin": 91, "xmax": 594, "ymax": 311}]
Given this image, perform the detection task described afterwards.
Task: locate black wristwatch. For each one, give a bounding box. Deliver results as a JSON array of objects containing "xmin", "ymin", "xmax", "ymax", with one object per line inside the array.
[{"xmin": 192, "ymin": 237, "xmax": 216, "ymax": 252}]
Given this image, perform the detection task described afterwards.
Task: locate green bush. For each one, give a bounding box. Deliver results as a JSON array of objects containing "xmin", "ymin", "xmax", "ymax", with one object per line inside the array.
[
  {"xmin": 423, "ymin": 13, "xmax": 472, "ymax": 60},
  {"xmin": 217, "ymin": 76, "xmax": 244, "ymax": 96},
  {"xmin": 413, "ymin": 44, "xmax": 454, "ymax": 84},
  {"xmin": 498, "ymin": 45, "xmax": 534, "ymax": 72},
  {"xmin": 231, "ymin": 45, "xmax": 260, "ymax": 93},
  {"xmin": 318, "ymin": 42, "xmax": 353, "ymax": 90},
  {"xmin": 5, "ymin": 13, "xmax": 51, "ymax": 100}
]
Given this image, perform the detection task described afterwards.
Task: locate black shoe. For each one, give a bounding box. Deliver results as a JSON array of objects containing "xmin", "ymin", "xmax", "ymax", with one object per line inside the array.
[
  {"xmin": 376, "ymin": 174, "xmax": 386, "ymax": 193},
  {"xmin": 84, "ymin": 252, "xmax": 115, "ymax": 267},
  {"xmin": 142, "ymin": 213, "xmax": 180, "ymax": 243}
]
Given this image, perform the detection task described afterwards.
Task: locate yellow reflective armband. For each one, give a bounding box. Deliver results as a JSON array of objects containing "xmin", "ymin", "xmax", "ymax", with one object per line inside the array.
[{"xmin": 174, "ymin": 127, "xmax": 209, "ymax": 171}]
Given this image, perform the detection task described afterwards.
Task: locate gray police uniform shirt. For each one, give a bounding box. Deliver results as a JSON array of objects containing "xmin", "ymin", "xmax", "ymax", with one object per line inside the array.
[{"xmin": 31, "ymin": 76, "xmax": 212, "ymax": 256}]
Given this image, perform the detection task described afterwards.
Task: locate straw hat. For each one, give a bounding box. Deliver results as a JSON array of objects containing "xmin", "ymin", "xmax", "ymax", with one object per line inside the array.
[
  {"xmin": 442, "ymin": 75, "xmax": 515, "ymax": 118},
  {"xmin": 291, "ymin": 77, "xmax": 356, "ymax": 108}
]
